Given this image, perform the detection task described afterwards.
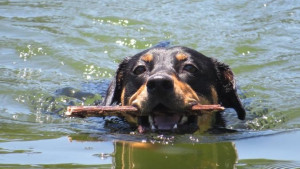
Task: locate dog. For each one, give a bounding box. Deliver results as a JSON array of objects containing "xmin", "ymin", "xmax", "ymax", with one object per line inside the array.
[{"xmin": 103, "ymin": 46, "xmax": 246, "ymax": 133}]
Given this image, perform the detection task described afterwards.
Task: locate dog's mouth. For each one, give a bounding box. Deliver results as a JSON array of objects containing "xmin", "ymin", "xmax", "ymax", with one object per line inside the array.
[{"xmin": 137, "ymin": 104, "xmax": 198, "ymax": 133}]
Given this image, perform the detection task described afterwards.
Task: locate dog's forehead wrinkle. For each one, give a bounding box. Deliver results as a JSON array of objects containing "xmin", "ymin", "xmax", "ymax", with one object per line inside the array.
[
  {"xmin": 151, "ymin": 64, "xmax": 176, "ymax": 75},
  {"xmin": 145, "ymin": 52, "xmax": 175, "ymax": 74}
]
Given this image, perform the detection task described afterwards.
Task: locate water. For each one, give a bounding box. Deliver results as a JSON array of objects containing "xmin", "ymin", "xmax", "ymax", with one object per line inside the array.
[{"xmin": 1, "ymin": 0, "xmax": 300, "ymax": 168}]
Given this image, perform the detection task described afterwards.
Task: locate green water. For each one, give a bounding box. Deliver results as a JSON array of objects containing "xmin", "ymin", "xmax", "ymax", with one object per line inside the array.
[{"xmin": 1, "ymin": 0, "xmax": 300, "ymax": 168}]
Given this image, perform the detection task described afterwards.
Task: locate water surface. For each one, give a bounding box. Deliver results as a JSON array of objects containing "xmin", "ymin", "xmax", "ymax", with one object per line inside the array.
[{"xmin": 1, "ymin": 0, "xmax": 300, "ymax": 168}]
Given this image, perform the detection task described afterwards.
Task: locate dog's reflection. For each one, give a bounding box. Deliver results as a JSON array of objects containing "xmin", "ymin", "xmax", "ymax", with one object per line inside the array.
[
  {"xmin": 68, "ymin": 135, "xmax": 238, "ymax": 169},
  {"xmin": 113, "ymin": 140, "xmax": 237, "ymax": 169}
]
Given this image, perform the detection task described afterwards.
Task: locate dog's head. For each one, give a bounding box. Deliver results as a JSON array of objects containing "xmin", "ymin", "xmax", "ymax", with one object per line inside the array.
[{"xmin": 104, "ymin": 46, "xmax": 246, "ymax": 133}]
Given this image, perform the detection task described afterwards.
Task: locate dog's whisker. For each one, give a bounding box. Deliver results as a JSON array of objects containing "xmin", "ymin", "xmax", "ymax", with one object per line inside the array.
[{"xmin": 179, "ymin": 115, "xmax": 188, "ymax": 125}]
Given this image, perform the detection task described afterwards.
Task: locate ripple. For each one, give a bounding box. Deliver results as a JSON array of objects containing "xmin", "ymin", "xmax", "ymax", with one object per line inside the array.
[
  {"xmin": 82, "ymin": 14, "xmax": 146, "ymax": 27},
  {"xmin": 1, "ymin": 0, "xmax": 300, "ymax": 143}
]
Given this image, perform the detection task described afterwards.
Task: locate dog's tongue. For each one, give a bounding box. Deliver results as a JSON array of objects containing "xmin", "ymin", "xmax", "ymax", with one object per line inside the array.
[{"xmin": 153, "ymin": 114, "xmax": 180, "ymax": 130}]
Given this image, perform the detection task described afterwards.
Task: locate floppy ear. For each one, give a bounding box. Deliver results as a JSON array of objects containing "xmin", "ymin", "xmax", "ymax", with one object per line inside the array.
[
  {"xmin": 214, "ymin": 60, "xmax": 246, "ymax": 120},
  {"xmin": 103, "ymin": 58, "xmax": 129, "ymax": 106}
]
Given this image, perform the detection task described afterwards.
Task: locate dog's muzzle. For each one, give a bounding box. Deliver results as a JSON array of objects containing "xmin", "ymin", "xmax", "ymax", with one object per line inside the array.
[{"xmin": 137, "ymin": 74, "xmax": 193, "ymax": 131}]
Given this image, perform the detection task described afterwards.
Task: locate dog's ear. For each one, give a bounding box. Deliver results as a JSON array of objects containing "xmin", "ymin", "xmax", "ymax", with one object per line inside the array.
[
  {"xmin": 103, "ymin": 58, "xmax": 129, "ymax": 106},
  {"xmin": 214, "ymin": 60, "xmax": 246, "ymax": 120}
]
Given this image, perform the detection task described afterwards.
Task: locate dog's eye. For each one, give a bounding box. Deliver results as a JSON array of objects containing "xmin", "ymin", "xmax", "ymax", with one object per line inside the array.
[
  {"xmin": 183, "ymin": 64, "xmax": 198, "ymax": 73},
  {"xmin": 133, "ymin": 66, "xmax": 146, "ymax": 75}
]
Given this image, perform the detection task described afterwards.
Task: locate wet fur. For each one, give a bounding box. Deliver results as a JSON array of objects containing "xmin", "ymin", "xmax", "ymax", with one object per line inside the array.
[{"xmin": 103, "ymin": 46, "xmax": 246, "ymax": 133}]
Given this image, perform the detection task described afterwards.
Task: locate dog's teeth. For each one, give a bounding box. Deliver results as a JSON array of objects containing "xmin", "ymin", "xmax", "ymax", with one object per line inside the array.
[
  {"xmin": 173, "ymin": 124, "xmax": 178, "ymax": 129},
  {"xmin": 149, "ymin": 116, "xmax": 156, "ymax": 130},
  {"xmin": 148, "ymin": 116, "xmax": 154, "ymax": 124},
  {"xmin": 179, "ymin": 116, "xmax": 188, "ymax": 125},
  {"xmin": 151, "ymin": 124, "xmax": 156, "ymax": 130}
]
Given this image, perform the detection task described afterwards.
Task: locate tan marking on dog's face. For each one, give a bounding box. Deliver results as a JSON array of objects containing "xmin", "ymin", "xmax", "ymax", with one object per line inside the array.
[
  {"xmin": 210, "ymin": 86, "xmax": 219, "ymax": 104},
  {"xmin": 175, "ymin": 53, "xmax": 188, "ymax": 61},
  {"xmin": 122, "ymin": 114, "xmax": 138, "ymax": 125},
  {"xmin": 121, "ymin": 88, "xmax": 126, "ymax": 105},
  {"xmin": 127, "ymin": 75, "xmax": 212, "ymax": 114},
  {"xmin": 194, "ymin": 87, "xmax": 219, "ymax": 133},
  {"xmin": 141, "ymin": 53, "xmax": 153, "ymax": 62},
  {"xmin": 125, "ymin": 83, "xmax": 150, "ymax": 122},
  {"xmin": 172, "ymin": 75, "xmax": 210, "ymax": 105},
  {"xmin": 128, "ymin": 83, "xmax": 148, "ymax": 109},
  {"xmin": 197, "ymin": 112, "xmax": 215, "ymax": 133}
]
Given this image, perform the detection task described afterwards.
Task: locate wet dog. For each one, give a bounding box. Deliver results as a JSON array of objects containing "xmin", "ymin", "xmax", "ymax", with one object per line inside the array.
[{"xmin": 103, "ymin": 46, "xmax": 245, "ymax": 133}]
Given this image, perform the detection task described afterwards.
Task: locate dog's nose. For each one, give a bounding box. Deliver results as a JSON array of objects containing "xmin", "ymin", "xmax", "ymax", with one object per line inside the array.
[{"xmin": 147, "ymin": 75, "xmax": 174, "ymax": 94}]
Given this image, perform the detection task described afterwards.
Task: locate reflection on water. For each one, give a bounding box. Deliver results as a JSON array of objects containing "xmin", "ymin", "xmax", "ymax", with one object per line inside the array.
[
  {"xmin": 1, "ymin": 131, "xmax": 300, "ymax": 168},
  {"xmin": 0, "ymin": 136, "xmax": 237, "ymax": 168},
  {"xmin": 113, "ymin": 141, "xmax": 237, "ymax": 169}
]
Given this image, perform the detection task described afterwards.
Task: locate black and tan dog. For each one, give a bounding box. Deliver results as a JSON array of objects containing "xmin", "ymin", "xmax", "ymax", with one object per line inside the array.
[{"xmin": 103, "ymin": 46, "xmax": 245, "ymax": 133}]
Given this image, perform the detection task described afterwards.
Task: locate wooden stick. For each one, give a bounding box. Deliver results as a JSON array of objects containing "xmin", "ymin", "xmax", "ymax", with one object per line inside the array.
[{"xmin": 65, "ymin": 105, "xmax": 225, "ymax": 118}]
